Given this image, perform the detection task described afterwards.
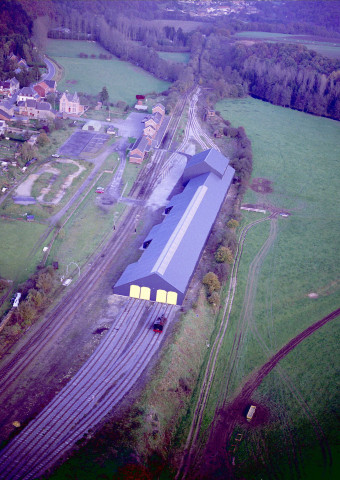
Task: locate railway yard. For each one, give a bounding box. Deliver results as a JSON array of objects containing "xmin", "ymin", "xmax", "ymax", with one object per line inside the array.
[
  {"xmin": 0, "ymin": 87, "xmax": 226, "ymax": 478},
  {"xmin": 0, "ymin": 82, "xmax": 338, "ymax": 480}
]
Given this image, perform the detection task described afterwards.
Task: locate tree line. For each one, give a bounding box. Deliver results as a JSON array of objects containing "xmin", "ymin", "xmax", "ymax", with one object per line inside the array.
[{"xmin": 191, "ymin": 33, "xmax": 340, "ymax": 121}]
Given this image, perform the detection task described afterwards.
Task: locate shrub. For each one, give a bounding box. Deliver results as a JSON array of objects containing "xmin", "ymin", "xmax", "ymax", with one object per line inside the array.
[
  {"xmin": 215, "ymin": 246, "xmax": 233, "ymax": 264},
  {"xmin": 222, "ymin": 229, "xmax": 238, "ymax": 253},
  {"xmin": 227, "ymin": 219, "xmax": 239, "ymax": 229},
  {"xmin": 18, "ymin": 301, "xmax": 36, "ymax": 323},
  {"xmin": 207, "ymin": 291, "xmax": 220, "ymax": 307},
  {"xmin": 203, "ymin": 272, "xmax": 221, "ymax": 294}
]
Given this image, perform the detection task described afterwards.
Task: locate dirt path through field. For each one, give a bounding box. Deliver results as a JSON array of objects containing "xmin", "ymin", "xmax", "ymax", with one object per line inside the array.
[{"xmin": 199, "ymin": 308, "xmax": 340, "ymax": 479}]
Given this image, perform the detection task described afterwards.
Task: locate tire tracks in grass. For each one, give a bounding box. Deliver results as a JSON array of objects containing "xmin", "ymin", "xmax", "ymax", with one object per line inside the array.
[
  {"xmin": 200, "ymin": 308, "xmax": 339, "ymax": 479},
  {"xmin": 175, "ymin": 214, "xmax": 275, "ymax": 479}
]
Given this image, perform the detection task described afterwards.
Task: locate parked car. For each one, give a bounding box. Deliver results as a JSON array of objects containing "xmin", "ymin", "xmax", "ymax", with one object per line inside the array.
[
  {"xmin": 96, "ymin": 187, "xmax": 105, "ymax": 194},
  {"xmin": 51, "ymin": 154, "xmax": 60, "ymax": 158}
]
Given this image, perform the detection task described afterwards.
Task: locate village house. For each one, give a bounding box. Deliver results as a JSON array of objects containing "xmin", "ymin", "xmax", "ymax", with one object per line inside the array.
[
  {"xmin": 59, "ymin": 91, "xmax": 85, "ymax": 116},
  {"xmin": 142, "ymin": 105, "xmax": 165, "ymax": 139},
  {"xmin": 0, "ymin": 109, "xmax": 12, "ymax": 122},
  {"xmin": 129, "ymin": 103, "xmax": 165, "ymax": 164},
  {"xmin": 0, "ymin": 78, "xmax": 20, "ymax": 97},
  {"xmin": 17, "ymin": 86, "xmax": 40, "ymax": 103},
  {"xmin": 17, "ymin": 99, "xmax": 55, "ymax": 119},
  {"xmin": 152, "ymin": 103, "xmax": 165, "ymax": 117},
  {"xmin": 129, "ymin": 135, "xmax": 152, "ymax": 164},
  {"xmin": 33, "ymin": 80, "xmax": 57, "ymax": 98},
  {"xmin": 15, "ymin": 58, "xmax": 28, "ymax": 73},
  {"xmin": 0, "ymin": 100, "xmax": 14, "ymax": 121}
]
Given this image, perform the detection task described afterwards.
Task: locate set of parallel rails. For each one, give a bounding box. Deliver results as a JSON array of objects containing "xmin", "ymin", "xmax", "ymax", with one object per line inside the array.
[{"xmin": 0, "ymin": 302, "xmax": 176, "ymax": 479}]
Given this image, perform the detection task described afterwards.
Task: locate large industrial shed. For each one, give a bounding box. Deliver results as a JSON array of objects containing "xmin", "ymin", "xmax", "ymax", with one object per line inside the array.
[{"xmin": 114, "ymin": 149, "xmax": 235, "ymax": 305}]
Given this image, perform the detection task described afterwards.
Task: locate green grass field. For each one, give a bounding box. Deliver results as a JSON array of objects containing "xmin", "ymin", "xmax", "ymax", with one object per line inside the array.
[
  {"xmin": 234, "ymin": 31, "xmax": 340, "ymax": 59},
  {"xmin": 49, "ymin": 173, "xmax": 126, "ymax": 275},
  {"xmin": 158, "ymin": 51, "xmax": 190, "ymax": 63},
  {"xmin": 46, "ymin": 39, "xmax": 170, "ymax": 105},
  {"xmin": 209, "ymin": 97, "xmax": 340, "ymax": 479},
  {"xmin": 149, "ymin": 19, "xmax": 205, "ymax": 32},
  {"xmin": 0, "ymin": 220, "xmax": 48, "ymax": 282}
]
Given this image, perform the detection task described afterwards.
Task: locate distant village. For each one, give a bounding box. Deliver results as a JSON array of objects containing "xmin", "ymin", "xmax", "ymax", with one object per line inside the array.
[
  {"xmin": 177, "ymin": 0, "xmax": 259, "ymax": 17},
  {"xmin": 0, "ymin": 52, "xmax": 168, "ymax": 172}
]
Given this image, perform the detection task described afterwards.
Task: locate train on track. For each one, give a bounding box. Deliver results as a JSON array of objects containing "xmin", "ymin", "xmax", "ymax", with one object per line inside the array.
[{"xmin": 153, "ymin": 313, "xmax": 167, "ymax": 333}]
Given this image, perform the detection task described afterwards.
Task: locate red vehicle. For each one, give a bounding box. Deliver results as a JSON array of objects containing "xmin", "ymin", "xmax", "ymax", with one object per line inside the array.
[
  {"xmin": 96, "ymin": 186, "xmax": 105, "ymax": 194},
  {"xmin": 153, "ymin": 313, "xmax": 167, "ymax": 333}
]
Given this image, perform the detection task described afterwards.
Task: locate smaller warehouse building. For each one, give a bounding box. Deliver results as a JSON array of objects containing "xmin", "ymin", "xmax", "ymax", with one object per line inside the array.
[{"xmin": 114, "ymin": 148, "xmax": 235, "ymax": 305}]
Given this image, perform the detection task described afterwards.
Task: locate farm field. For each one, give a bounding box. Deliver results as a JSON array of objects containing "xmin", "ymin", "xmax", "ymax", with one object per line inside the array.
[
  {"xmin": 234, "ymin": 31, "xmax": 340, "ymax": 59},
  {"xmin": 46, "ymin": 39, "xmax": 170, "ymax": 105},
  {"xmin": 204, "ymin": 97, "xmax": 340, "ymax": 478}
]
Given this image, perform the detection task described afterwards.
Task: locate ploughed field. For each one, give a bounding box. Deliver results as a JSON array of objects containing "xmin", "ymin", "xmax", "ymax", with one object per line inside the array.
[
  {"xmin": 207, "ymin": 97, "xmax": 340, "ymax": 479},
  {"xmin": 46, "ymin": 39, "xmax": 170, "ymax": 105}
]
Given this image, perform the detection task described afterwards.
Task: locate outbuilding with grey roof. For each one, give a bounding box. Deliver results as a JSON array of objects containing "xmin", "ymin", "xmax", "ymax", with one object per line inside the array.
[{"xmin": 114, "ymin": 148, "xmax": 235, "ymax": 305}]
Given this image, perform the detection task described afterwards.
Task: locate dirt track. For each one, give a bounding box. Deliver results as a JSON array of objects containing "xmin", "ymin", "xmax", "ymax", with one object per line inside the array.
[{"xmin": 198, "ymin": 307, "xmax": 340, "ymax": 479}]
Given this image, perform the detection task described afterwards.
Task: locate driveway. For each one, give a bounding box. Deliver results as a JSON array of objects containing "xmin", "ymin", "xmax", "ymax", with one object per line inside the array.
[{"xmin": 109, "ymin": 112, "xmax": 145, "ymax": 138}]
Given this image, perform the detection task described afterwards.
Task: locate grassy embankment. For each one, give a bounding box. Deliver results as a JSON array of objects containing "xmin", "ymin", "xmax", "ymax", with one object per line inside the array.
[
  {"xmin": 194, "ymin": 97, "xmax": 340, "ymax": 479},
  {"xmin": 234, "ymin": 31, "xmax": 340, "ymax": 59},
  {"xmin": 45, "ymin": 39, "xmax": 170, "ymax": 105}
]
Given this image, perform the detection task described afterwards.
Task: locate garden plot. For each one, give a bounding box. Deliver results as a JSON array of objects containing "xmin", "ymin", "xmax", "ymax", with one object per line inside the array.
[{"xmin": 15, "ymin": 160, "xmax": 85, "ymax": 205}]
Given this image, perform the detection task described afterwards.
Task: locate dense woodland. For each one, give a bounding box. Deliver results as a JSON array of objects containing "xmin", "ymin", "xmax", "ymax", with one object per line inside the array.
[
  {"xmin": 0, "ymin": 0, "xmax": 340, "ymax": 120},
  {"xmin": 0, "ymin": 0, "xmax": 42, "ymax": 85}
]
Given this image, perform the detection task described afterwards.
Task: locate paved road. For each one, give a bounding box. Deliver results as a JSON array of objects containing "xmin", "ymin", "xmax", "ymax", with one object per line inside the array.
[{"xmin": 42, "ymin": 56, "xmax": 56, "ymax": 81}]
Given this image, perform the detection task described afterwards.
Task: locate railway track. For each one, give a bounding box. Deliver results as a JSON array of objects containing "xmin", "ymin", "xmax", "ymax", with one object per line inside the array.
[
  {"xmin": 0, "ymin": 101, "xmax": 190, "ymax": 394},
  {"xmin": 0, "ymin": 301, "xmax": 177, "ymax": 479},
  {"xmin": 0, "ymin": 88, "xmax": 198, "ymax": 479}
]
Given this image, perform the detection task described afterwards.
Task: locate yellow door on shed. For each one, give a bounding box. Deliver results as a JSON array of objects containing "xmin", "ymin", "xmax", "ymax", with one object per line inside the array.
[
  {"xmin": 167, "ymin": 291, "xmax": 177, "ymax": 305},
  {"xmin": 129, "ymin": 285, "xmax": 140, "ymax": 298},
  {"xmin": 156, "ymin": 289, "xmax": 167, "ymax": 303},
  {"xmin": 140, "ymin": 286, "xmax": 151, "ymax": 300}
]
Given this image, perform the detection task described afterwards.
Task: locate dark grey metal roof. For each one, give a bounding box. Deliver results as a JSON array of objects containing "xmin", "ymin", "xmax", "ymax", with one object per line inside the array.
[{"xmin": 114, "ymin": 149, "xmax": 235, "ymax": 303}]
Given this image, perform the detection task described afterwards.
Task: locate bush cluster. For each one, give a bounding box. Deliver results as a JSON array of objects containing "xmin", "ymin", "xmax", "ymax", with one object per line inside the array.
[{"xmin": 11, "ymin": 266, "xmax": 57, "ymax": 330}]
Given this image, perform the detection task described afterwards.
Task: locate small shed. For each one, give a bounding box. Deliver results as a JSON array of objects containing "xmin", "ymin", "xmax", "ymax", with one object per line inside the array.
[
  {"xmin": 106, "ymin": 126, "xmax": 116, "ymax": 135},
  {"xmin": 82, "ymin": 120, "xmax": 101, "ymax": 132}
]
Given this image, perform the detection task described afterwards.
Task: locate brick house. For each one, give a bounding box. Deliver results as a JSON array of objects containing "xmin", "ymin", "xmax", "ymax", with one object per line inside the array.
[
  {"xmin": 152, "ymin": 103, "xmax": 165, "ymax": 117},
  {"xmin": 129, "ymin": 103, "xmax": 166, "ymax": 164},
  {"xmin": 59, "ymin": 91, "xmax": 85, "ymax": 116},
  {"xmin": 34, "ymin": 80, "xmax": 57, "ymax": 98},
  {"xmin": 129, "ymin": 135, "xmax": 152, "ymax": 164}
]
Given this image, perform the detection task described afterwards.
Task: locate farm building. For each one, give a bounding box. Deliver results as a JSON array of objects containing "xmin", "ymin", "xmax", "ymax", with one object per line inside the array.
[{"xmin": 114, "ymin": 148, "xmax": 235, "ymax": 305}]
